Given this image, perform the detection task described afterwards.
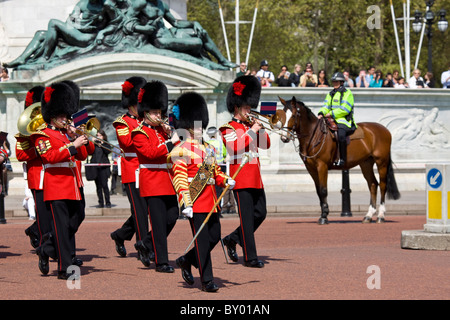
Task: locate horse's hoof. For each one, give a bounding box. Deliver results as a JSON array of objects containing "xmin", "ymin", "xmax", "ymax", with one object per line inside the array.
[
  {"xmin": 376, "ymin": 217, "xmax": 385, "ymax": 224},
  {"xmin": 362, "ymin": 216, "xmax": 372, "ymax": 224},
  {"xmin": 318, "ymin": 217, "xmax": 328, "ymax": 225}
]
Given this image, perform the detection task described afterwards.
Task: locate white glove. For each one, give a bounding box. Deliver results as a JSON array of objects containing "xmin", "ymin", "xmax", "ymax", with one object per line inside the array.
[
  {"xmin": 226, "ymin": 179, "xmax": 236, "ymax": 190},
  {"xmin": 182, "ymin": 206, "xmax": 193, "ymax": 219}
]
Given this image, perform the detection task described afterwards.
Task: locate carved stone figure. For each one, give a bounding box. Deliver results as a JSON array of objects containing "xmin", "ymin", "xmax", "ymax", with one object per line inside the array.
[
  {"xmin": 4, "ymin": 0, "xmax": 237, "ymax": 70},
  {"xmin": 380, "ymin": 107, "xmax": 450, "ymax": 149},
  {"xmin": 6, "ymin": 0, "xmax": 108, "ymax": 68}
]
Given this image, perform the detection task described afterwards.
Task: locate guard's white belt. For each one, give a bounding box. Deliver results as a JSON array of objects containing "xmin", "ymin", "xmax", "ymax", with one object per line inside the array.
[
  {"xmin": 124, "ymin": 153, "xmax": 137, "ymax": 158},
  {"xmin": 44, "ymin": 162, "xmax": 76, "ymax": 169},
  {"xmin": 140, "ymin": 164, "xmax": 172, "ymax": 169},
  {"xmin": 229, "ymin": 152, "xmax": 259, "ymax": 161}
]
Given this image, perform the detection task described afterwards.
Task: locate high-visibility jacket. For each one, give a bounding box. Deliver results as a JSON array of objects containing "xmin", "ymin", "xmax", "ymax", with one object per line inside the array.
[{"xmin": 319, "ymin": 88, "xmax": 357, "ymax": 129}]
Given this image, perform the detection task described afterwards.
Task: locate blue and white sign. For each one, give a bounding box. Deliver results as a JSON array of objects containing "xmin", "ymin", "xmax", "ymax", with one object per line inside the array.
[{"xmin": 427, "ymin": 168, "xmax": 443, "ymax": 189}]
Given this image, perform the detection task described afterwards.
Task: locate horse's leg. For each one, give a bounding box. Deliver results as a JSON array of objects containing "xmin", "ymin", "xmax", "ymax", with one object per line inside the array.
[
  {"xmin": 375, "ymin": 159, "xmax": 389, "ymax": 223},
  {"xmin": 359, "ymin": 159, "xmax": 378, "ymax": 223},
  {"xmin": 308, "ymin": 163, "xmax": 329, "ymax": 225}
]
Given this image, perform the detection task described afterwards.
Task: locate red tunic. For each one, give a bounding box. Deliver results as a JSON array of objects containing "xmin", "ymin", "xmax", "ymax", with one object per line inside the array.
[
  {"xmin": 15, "ymin": 133, "xmax": 43, "ymax": 190},
  {"xmin": 131, "ymin": 124, "xmax": 175, "ymax": 197},
  {"xmin": 169, "ymin": 139, "xmax": 229, "ymax": 213},
  {"xmin": 219, "ymin": 119, "xmax": 270, "ymax": 190},
  {"xmin": 30, "ymin": 125, "xmax": 88, "ymax": 201},
  {"xmin": 113, "ymin": 113, "xmax": 141, "ymax": 184}
]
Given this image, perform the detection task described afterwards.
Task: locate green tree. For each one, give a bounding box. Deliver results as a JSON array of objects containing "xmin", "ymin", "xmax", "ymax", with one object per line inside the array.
[{"xmin": 188, "ymin": 0, "xmax": 449, "ymax": 86}]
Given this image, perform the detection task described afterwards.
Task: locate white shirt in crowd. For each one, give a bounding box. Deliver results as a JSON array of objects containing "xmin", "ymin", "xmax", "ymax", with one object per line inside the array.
[
  {"xmin": 441, "ymin": 69, "xmax": 450, "ymax": 89},
  {"xmin": 408, "ymin": 76, "xmax": 428, "ymax": 89}
]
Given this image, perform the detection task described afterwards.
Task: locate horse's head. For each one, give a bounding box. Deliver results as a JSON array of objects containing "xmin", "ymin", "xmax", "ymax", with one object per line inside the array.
[{"xmin": 278, "ymin": 96, "xmax": 305, "ymax": 143}]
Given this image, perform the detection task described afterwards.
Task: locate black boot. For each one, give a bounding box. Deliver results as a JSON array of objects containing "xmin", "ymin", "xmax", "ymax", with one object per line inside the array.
[{"xmin": 334, "ymin": 134, "xmax": 347, "ymax": 167}]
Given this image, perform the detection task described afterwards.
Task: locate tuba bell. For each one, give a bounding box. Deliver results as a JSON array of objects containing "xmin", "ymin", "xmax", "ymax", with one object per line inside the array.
[{"xmin": 17, "ymin": 102, "xmax": 45, "ymax": 136}]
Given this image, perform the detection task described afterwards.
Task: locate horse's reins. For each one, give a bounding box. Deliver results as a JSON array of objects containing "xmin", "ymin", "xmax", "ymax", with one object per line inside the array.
[{"xmin": 287, "ymin": 107, "xmax": 328, "ymax": 161}]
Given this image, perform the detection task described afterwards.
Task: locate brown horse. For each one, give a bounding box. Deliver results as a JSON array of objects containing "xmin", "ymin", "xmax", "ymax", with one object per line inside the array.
[{"xmin": 278, "ymin": 96, "xmax": 400, "ymax": 225}]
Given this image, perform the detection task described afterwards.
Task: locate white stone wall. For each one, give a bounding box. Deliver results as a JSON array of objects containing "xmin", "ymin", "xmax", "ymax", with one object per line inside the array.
[{"xmin": 0, "ymin": 0, "xmax": 187, "ymax": 64}]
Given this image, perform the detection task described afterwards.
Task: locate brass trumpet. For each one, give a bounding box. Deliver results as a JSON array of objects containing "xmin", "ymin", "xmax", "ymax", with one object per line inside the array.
[
  {"xmin": 17, "ymin": 102, "xmax": 45, "ymax": 136},
  {"xmin": 247, "ymin": 110, "xmax": 290, "ymax": 136},
  {"xmin": 67, "ymin": 118, "xmax": 125, "ymax": 158}
]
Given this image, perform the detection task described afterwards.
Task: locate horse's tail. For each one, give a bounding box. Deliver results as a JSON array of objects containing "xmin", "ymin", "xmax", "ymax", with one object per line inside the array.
[{"xmin": 386, "ymin": 155, "xmax": 401, "ymax": 200}]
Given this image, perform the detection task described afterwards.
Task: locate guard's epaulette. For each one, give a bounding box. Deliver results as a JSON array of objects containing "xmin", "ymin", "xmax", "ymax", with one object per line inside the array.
[
  {"xmin": 31, "ymin": 123, "xmax": 49, "ymax": 138},
  {"xmin": 131, "ymin": 124, "xmax": 149, "ymax": 138},
  {"xmin": 219, "ymin": 123, "xmax": 235, "ymax": 131},
  {"xmin": 14, "ymin": 132, "xmax": 29, "ymax": 139},
  {"xmin": 113, "ymin": 115, "xmax": 129, "ymax": 128},
  {"xmin": 169, "ymin": 141, "xmax": 188, "ymax": 159}
]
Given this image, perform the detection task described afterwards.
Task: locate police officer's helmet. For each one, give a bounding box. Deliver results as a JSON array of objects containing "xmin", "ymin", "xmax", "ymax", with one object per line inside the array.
[{"xmin": 331, "ymin": 72, "xmax": 345, "ymax": 82}]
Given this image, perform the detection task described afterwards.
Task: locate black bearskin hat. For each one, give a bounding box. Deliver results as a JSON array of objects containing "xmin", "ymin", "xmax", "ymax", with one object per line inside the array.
[
  {"xmin": 137, "ymin": 81, "xmax": 168, "ymax": 118},
  {"xmin": 61, "ymin": 80, "xmax": 80, "ymax": 111},
  {"xmin": 121, "ymin": 76, "xmax": 147, "ymax": 109},
  {"xmin": 226, "ymin": 75, "xmax": 261, "ymax": 113},
  {"xmin": 41, "ymin": 82, "xmax": 78, "ymax": 123},
  {"xmin": 173, "ymin": 92, "xmax": 208, "ymax": 130}
]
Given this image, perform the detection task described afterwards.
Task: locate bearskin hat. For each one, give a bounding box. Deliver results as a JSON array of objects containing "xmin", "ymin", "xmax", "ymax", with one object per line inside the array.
[
  {"xmin": 137, "ymin": 81, "xmax": 168, "ymax": 118},
  {"xmin": 173, "ymin": 92, "xmax": 208, "ymax": 130},
  {"xmin": 41, "ymin": 82, "xmax": 78, "ymax": 124},
  {"xmin": 226, "ymin": 75, "xmax": 261, "ymax": 113},
  {"xmin": 24, "ymin": 86, "xmax": 45, "ymax": 109},
  {"xmin": 121, "ymin": 76, "xmax": 147, "ymax": 109},
  {"xmin": 61, "ymin": 80, "xmax": 81, "ymax": 111}
]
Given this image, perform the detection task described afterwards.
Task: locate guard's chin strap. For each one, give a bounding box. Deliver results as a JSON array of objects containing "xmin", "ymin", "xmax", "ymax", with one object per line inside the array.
[
  {"xmin": 145, "ymin": 113, "xmax": 161, "ymax": 126},
  {"xmin": 236, "ymin": 107, "xmax": 251, "ymax": 125}
]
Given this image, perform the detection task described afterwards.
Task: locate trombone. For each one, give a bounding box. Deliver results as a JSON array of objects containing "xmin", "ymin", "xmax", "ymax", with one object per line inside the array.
[
  {"xmin": 247, "ymin": 109, "xmax": 292, "ymax": 137},
  {"xmin": 67, "ymin": 117, "xmax": 125, "ymax": 158}
]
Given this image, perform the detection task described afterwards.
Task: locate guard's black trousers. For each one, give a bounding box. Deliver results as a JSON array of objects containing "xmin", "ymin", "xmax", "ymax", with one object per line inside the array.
[
  {"xmin": 112, "ymin": 182, "xmax": 148, "ymax": 244},
  {"xmin": 226, "ymin": 188, "xmax": 267, "ymax": 262},
  {"xmin": 43, "ymin": 200, "xmax": 81, "ymax": 273},
  {"xmin": 145, "ymin": 195, "xmax": 179, "ymax": 265},
  {"xmin": 185, "ymin": 211, "xmax": 221, "ymax": 284},
  {"xmin": 25, "ymin": 189, "xmax": 52, "ymax": 246}
]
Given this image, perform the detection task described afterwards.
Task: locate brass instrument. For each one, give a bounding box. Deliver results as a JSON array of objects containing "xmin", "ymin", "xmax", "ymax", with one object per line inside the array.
[
  {"xmin": 68, "ymin": 117, "xmax": 125, "ymax": 158},
  {"xmin": 247, "ymin": 109, "xmax": 291, "ymax": 136},
  {"xmin": 17, "ymin": 102, "xmax": 45, "ymax": 136}
]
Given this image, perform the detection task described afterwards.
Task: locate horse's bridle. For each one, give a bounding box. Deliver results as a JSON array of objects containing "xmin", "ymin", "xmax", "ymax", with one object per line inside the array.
[{"xmin": 284, "ymin": 103, "xmax": 328, "ymax": 160}]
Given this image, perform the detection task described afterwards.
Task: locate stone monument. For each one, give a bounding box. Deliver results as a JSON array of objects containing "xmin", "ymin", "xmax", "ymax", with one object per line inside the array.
[{"xmin": 3, "ymin": 0, "xmax": 237, "ymax": 71}]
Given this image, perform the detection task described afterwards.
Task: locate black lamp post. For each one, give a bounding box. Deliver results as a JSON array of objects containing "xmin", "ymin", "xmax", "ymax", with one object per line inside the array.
[{"xmin": 412, "ymin": 1, "xmax": 448, "ymax": 73}]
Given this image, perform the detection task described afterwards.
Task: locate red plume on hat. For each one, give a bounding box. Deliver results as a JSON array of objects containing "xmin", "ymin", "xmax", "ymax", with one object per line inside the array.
[
  {"xmin": 233, "ymin": 81, "xmax": 246, "ymax": 96},
  {"xmin": 44, "ymin": 87, "xmax": 55, "ymax": 104},
  {"xmin": 138, "ymin": 88, "xmax": 145, "ymax": 103},
  {"xmin": 122, "ymin": 80, "xmax": 134, "ymax": 96},
  {"xmin": 25, "ymin": 92, "xmax": 35, "ymax": 108}
]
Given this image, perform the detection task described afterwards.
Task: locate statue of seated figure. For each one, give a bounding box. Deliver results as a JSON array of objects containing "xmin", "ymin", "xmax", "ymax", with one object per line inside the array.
[{"xmin": 5, "ymin": 0, "xmax": 107, "ymax": 68}]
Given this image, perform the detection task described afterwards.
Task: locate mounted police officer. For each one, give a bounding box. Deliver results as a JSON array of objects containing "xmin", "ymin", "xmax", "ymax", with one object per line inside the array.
[{"xmin": 318, "ymin": 72, "xmax": 357, "ymax": 167}]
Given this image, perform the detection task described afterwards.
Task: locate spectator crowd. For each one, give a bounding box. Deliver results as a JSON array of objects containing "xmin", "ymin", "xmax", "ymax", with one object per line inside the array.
[{"xmin": 237, "ymin": 60, "xmax": 450, "ymax": 89}]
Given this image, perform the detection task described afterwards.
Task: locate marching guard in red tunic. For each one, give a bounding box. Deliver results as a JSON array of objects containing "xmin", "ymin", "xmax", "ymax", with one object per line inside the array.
[
  {"xmin": 220, "ymin": 75, "xmax": 270, "ymax": 268},
  {"xmin": 169, "ymin": 92, "xmax": 235, "ymax": 292},
  {"xmin": 131, "ymin": 81, "xmax": 180, "ymax": 272},
  {"xmin": 31, "ymin": 82, "xmax": 89, "ymax": 279},
  {"xmin": 16, "ymin": 86, "xmax": 52, "ymax": 249},
  {"xmin": 110, "ymin": 77, "xmax": 152, "ymax": 262},
  {"xmin": 62, "ymin": 80, "xmax": 95, "ymax": 267}
]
